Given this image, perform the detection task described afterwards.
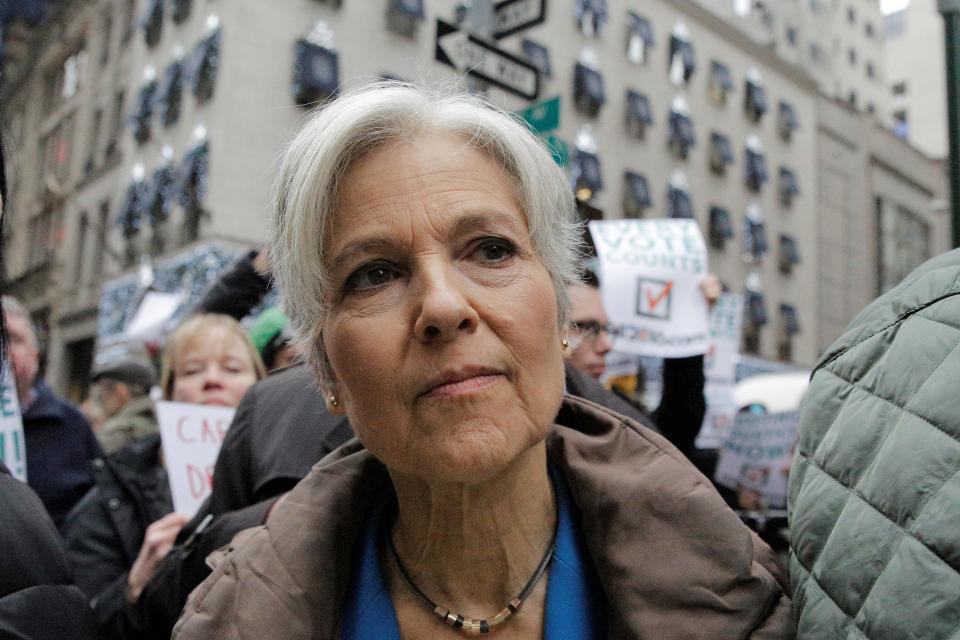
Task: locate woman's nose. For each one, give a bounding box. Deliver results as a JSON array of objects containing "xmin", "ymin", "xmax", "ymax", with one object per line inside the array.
[
  {"xmin": 201, "ymin": 366, "xmax": 224, "ymax": 389},
  {"xmin": 413, "ymin": 265, "xmax": 479, "ymax": 343}
]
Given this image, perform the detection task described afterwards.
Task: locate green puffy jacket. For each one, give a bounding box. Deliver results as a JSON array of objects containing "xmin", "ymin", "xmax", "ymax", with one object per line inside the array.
[{"xmin": 789, "ymin": 249, "xmax": 960, "ymax": 638}]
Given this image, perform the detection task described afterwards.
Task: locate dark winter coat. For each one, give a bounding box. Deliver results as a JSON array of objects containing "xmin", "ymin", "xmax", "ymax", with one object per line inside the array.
[
  {"xmin": 174, "ymin": 396, "xmax": 793, "ymax": 639},
  {"xmin": 192, "ymin": 250, "xmax": 270, "ymax": 320},
  {"xmin": 61, "ymin": 435, "xmax": 172, "ymax": 640},
  {"xmin": 23, "ymin": 379, "xmax": 101, "ymax": 528},
  {"xmin": 0, "ymin": 462, "xmax": 96, "ymax": 640}
]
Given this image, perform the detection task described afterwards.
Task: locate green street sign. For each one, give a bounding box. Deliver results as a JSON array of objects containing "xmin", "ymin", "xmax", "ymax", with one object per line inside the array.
[
  {"xmin": 516, "ymin": 96, "xmax": 560, "ymax": 135},
  {"xmin": 544, "ymin": 134, "xmax": 568, "ymax": 167}
]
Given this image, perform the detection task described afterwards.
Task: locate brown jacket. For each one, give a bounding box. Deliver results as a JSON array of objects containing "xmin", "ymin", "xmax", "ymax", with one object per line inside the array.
[{"xmin": 174, "ymin": 396, "xmax": 793, "ymax": 639}]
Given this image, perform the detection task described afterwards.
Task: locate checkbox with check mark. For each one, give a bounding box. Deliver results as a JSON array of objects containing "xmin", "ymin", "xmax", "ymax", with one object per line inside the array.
[{"xmin": 636, "ymin": 278, "xmax": 673, "ymax": 319}]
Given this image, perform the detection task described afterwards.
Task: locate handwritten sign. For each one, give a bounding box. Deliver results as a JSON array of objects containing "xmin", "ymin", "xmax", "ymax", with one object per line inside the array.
[
  {"xmin": 156, "ymin": 401, "xmax": 235, "ymax": 517},
  {"xmin": 696, "ymin": 293, "xmax": 743, "ymax": 449},
  {"xmin": 714, "ymin": 410, "xmax": 799, "ymax": 508},
  {"xmin": 589, "ymin": 219, "xmax": 710, "ymax": 358},
  {"xmin": 0, "ymin": 362, "xmax": 26, "ymax": 481}
]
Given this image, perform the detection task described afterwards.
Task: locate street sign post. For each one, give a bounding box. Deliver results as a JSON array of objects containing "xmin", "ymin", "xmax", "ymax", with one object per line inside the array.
[
  {"xmin": 435, "ymin": 19, "xmax": 540, "ymax": 100},
  {"xmin": 493, "ymin": 0, "xmax": 547, "ymax": 39}
]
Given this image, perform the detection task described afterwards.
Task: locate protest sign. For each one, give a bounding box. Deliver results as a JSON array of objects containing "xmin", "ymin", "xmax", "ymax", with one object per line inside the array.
[
  {"xmin": 696, "ymin": 293, "xmax": 743, "ymax": 449},
  {"xmin": 714, "ymin": 410, "xmax": 799, "ymax": 508},
  {"xmin": 156, "ymin": 401, "xmax": 235, "ymax": 517},
  {"xmin": 0, "ymin": 362, "xmax": 26, "ymax": 481},
  {"xmin": 588, "ymin": 219, "xmax": 709, "ymax": 358}
]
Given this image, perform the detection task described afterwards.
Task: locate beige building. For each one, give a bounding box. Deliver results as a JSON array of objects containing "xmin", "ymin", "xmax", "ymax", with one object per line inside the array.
[
  {"xmin": 0, "ymin": 0, "xmax": 942, "ymax": 395},
  {"xmin": 885, "ymin": 0, "xmax": 948, "ymax": 158}
]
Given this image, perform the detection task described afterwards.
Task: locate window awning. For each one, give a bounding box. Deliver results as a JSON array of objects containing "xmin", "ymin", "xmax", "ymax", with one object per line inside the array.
[
  {"xmin": 522, "ymin": 39, "xmax": 552, "ymax": 78},
  {"xmin": 710, "ymin": 60, "xmax": 734, "ymax": 101},
  {"xmin": 744, "ymin": 217, "xmax": 768, "ymax": 258},
  {"xmin": 145, "ymin": 164, "xmax": 177, "ymax": 226},
  {"xmin": 627, "ymin": 12, "xmax": 654, "ymax": 63},
  {"xmin": 780, "ymin": 234, "xmax": 801, "ymax": 265},
  {"xmin": 157, "ymin": 60, "xmax": 184, "ymax": 127},
  {"xmin": 292, "ymin": 39, "xmax": 340, "ymax": 106},
  {"xmin": 130, "ymin": 79, "xmax": 158, "ymax": 145},
  {"xmin": 140, "ymin": 0, "xmax": 163, "ymax": 48},
  {"xmin": 778, "ymin": 101, "xmax": 799, "ymax": 139},
  {"xmin": 780, "ymin": 303, "xmax": 801, "ymax": 335},
  {"xmin": 744, "ymin": 147, "xmax": 767, "ymax": 191},
  {"xmin": 626, "ymin": 90, "xmax": 653, "ymax": 130},
  {"xmin": 571, "ymin": 149, "xmax": 602, "ymax": 201},
  {"xmin": 667, "ymin": 183, "xmax": 694, "ymax": 219},
  {"xmin": 709, "ymin": 206, "xmax": 734, "ymax": 242},
  {"xmin": 188, "ymin": 28, "xmax": 221, "ymax": 103},
  {"xmin": 177, "ymin": 141, "xmax": 209, "ymax": 213},
  {"xmin": 623, "ymin": 171, "xmax": 651, "ymax": 213},
  {"xmin": 669, "ymin": 34, "xmax": 696, "ymax": 84},
  {"xmin": 710, "ymin": 132, "xmax": 734, "ymax": 172},
  {"xmin": 745, "ymin": 78, "xmax": 768, "ymax": 122},
  {"xmin": 574, "ymin": 62, "xmax": 605, "ymax": 117},
  {"xmin": 746, "ymin": 290, "xmax": 768, "ymax": 326},
  {"xmin": 668, "ymin": 109, "xmax": 696, "ymax": 158},
  {"xmin": 117, "ymin": 180, "xmax": 148, "ymax": 238}
]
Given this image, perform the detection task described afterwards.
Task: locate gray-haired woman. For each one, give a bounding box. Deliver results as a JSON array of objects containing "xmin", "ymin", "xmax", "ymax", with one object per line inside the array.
[{"xmin": 174, "ymin": 83, "xmax": 792, "ymax": 640}]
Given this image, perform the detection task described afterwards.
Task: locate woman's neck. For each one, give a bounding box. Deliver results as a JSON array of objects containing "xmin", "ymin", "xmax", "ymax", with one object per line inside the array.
[{"xmin": 388, "ymin": 442, "xmax": 556, "ymax": 614}]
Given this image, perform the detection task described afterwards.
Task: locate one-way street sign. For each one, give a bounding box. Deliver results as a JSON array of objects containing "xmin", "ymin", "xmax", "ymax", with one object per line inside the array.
[
  {"xmin": 435, "ymin": 19, "xmax": 540, "ymax": 100},
  {"xmin": 493, "ymin": 0, "xmax": 547, "ymax": 39}
]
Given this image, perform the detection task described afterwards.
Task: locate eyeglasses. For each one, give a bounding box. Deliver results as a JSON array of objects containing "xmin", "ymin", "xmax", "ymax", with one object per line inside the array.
[{"xmin": 569, "ymin": 320, "xmax": 611, "ymax": 345}]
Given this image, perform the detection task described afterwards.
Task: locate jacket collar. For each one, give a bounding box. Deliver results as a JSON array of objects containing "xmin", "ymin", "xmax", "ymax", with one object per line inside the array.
[{"xmin": 21, "ymin": 379, "xmax": 65, "ymax": 422}]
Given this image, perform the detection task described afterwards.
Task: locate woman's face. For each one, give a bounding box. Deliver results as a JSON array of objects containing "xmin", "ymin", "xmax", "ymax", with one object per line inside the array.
[
  {"xmin": 322, "ymin": 133, "xmax": 566, "ymax": 483},
  {"xmin": 171, "ymin": 327, "xmax": 258, "ymax": 407}
]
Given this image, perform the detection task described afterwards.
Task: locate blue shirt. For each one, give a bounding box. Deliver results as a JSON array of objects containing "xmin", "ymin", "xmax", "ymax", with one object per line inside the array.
[{"xmin": 340, "ymin": 467, "xmax": 607, "ymax": 639}]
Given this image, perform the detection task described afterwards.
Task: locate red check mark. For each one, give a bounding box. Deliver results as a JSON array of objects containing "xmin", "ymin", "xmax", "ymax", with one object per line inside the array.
[{"xmin": 645, "ymin": 282, "xmax": 673, "ymax": 311}]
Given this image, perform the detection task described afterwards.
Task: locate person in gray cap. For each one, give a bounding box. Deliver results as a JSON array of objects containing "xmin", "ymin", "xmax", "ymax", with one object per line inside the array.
[{"xmin": 90, "ymin": 358, "xmax": 158, "ymax": 455}]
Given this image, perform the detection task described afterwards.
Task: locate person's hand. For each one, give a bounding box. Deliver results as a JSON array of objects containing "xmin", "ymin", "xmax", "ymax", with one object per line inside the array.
[
  {"xmin": 125, "ymin": 512, "xmax": 190, "ymax": 604},
  {"xmin": 699, "ymin": 273, "xmax": 722, "ymax": 309},
  {"xmin": 252, "ymin": 247, "xmax": 271, "ymax": 276}
]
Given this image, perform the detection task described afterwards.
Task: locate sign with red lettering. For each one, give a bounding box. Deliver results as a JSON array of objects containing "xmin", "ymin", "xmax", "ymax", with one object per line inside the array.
[{"xmin": 156, "ymin": 401, "xmax": 236, "ymax": 517}]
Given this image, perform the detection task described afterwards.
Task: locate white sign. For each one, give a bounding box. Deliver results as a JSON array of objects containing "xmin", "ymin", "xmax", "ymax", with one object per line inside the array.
[
  {"xmin": 0, "ymin": 363, "xmax": 26, "ymax": 482},
  {"xmin": 124, "ymin": 291, "xmax": 184, "ymax": 341},
  {"xmin": 715, "ymin": 410, "xmax": 799, "ymax": 508},
  {"xmin": 493, "ymin": 0, "xmax": 547, "ymax": 38},
  {"xmin": 696, "ymin": 293, "xmax": 743, "ymax": 449},
  {"xmin": 435, "ymin": 19, "xmax": 539, "ymax": 100},
  {"xmin": 589, "ymin": 219, "xmax": 710, "ymax": 358},
  {"xmin": 156, "ymin": 401, "xmax": 236, "ymax": 517}
]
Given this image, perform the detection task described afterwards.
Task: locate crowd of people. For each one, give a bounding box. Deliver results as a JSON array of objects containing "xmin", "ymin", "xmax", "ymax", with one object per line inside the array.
[{"xmin": 1, "ymin": 82, "xmax": 956, "ymax": 639}]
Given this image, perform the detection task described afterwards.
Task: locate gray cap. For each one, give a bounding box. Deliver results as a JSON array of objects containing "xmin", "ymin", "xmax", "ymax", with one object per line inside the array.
[{"xmin": 91, "ymin": 358, "xmax": 157, "ymax": 389}]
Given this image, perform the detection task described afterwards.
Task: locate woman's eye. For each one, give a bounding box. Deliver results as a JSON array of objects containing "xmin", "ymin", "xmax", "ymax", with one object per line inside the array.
[
  {"xmin": 475, "ymin": 238, "xmax": 516, "ymax": 263},
  {"xmin": 344, "ymin": 262, "xmax": 400, "ymax": 292}
]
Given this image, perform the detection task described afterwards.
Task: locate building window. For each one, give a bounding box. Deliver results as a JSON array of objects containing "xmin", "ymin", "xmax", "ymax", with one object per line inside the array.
[
  {"xmin": 571, "ymin": 149, "xmax": 602, "ymax": 202},
  {"xmin": 892, "ymin": 81, "xmax": 907, "ymax": 96},
  {"xmin": 746, "ymin": 289, "xmax": 768, "ymax": 326},
  {"xmin": 709, "ymin": 132, "xmax": 734, "ymax": 175},
  {"xmin": 786, "ymin": 25, "xmax": 797, "ymax": 45},
  {"xmin": 626, "ymin": 12, "xmax": 654, "ymax": 64},
  {"xmin": 668, "ymin": 98, "xmax": 696, "ymax": 160},
  {"xmin": 709, "ymin": 206, "xmax": 734, "ymax": 249},
  {"xmin": 573, "ymin": 61, "xmax": 605, "ymax": 117},
  {"xmin": 85, "ymin": 108, "xmax": 103, "ymax": 174},
  {"xmin": 847, "ymin": 6, "xmax": 856, "ymax": 23},
  {"xmin": 876, "ymin": 197, "xmax": 930, "ymax": 293},
  {"xmin": 130, "ymin": 78, "xmax": 158, "ymax": 145},
  {"xmin": 666, "ymin": 173, "xmax": 694, "ymax": 219},
  {"xmin": 74, "ymin": 213, "xmax": 88, "ymax": 283},
  {"xmin": 27, "ymin": 209, "xmax": 56, "ymax": 270},
  {"xmin": 121, "ymin": 0, "xmax": 136, "ymax": 46},
  {"xmin": 848, "ymin": 47, "xmax": 857, "ymax": 66},
  {"xmin": 623, "ymin": 171, "xmax": 652, "ymax": 217},
  {"xmin": 93, "ymin": 201, "xmax": 109, "ymax": 277},
  {"xmin": 809, "ymin": 42, "xmax": 822, "ymax": 64},
  {"xmin": 892, "ymin": 109, "xmax": 908, "ymax": 139},
  {"xmin": 189, "ymin": 28, "xmax": 222, "ymax": 104},
  {"xmin": 848, "ymin": 90, "xmax": 858, "ymax": 108},
  {"xmin": 292, "ymin": 39, "xmax": 340, "ymax": 106},
  {"xmin": 178, "ymin": 140, "xmax": 210, "ymax": 242},
  {"xmin": 117, "ymin": 178, "xmax": 147, "ymax": 240},
  {"xmin": 99, "ymin": 12, "xmax": 113, "ymax": 68},
  {"xmin": 41, "ymin": 113, "xmax": 75, "ymax": 190},
  {"xmin": 386, "ymin": 0, "xmax": 424, "ymax": 37},
  {"xmin": 171, "ymin": 0, "xmax": 192, "ymax": 24},
  {"xmin": 668, "ymin": 23, "xmax": 695, "ymax": 86},
  {"xmin": 779, "ymin": 234, "xmax": 800, "ymax": 273},
  {"xmin": 157, "ymin": 60, "xmax": 184, "ymax": 127},
  {"xmin": 43, "ymin": 43, "xmax": 88, "ymax": 113},
  {"xmin": 779, "ymin": 167, "xmax": 799, "ymax": 205},
  {"xmin": 743, "ymin": 208, "xmax": 768, "ymax": 260},
  {"xmin": 625, "ymin": 89, "xmax": 652, "ymax": 138},
  {"xmin": 106, "ymin": 90, "xmax": 124, "ymax": 159},
  {"xmin": 865, "ymin": 21, "xmax": 875, "ymax": 38},
  {"xmin": 780, "ymin": 303, "xmax": 800, "ymax": 335},
  {"xmin": 744, "ymin": 138, "xmax": 767, "ymax": 192},
  {"xmin": 866, "ymin": 61, "xmax": 877, "ymax": 79},
  {"xmin": 522, "ymin": 40, "xmax": 552, "ymax": 78},
  {"xmin": 141, "ymin": 0, "xmax": 164, "ymax": 48},
  {"xmin": 575, "ymin": 0, "xmax": 608, "ymax": 37},
  {"xmin": 709, "ymin": 60, "xmax": 734, "ymax": 105},
  {"xmin": 778, "ymin": 101, "xmax": 799, "ymax": 141},
  {"xmin": 744, "ymin": 71, "xmax": 767, "ymax": 122},
  {"xmin": 145, "ymin": 164, "xmax": 177, "ymax": 228}
]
